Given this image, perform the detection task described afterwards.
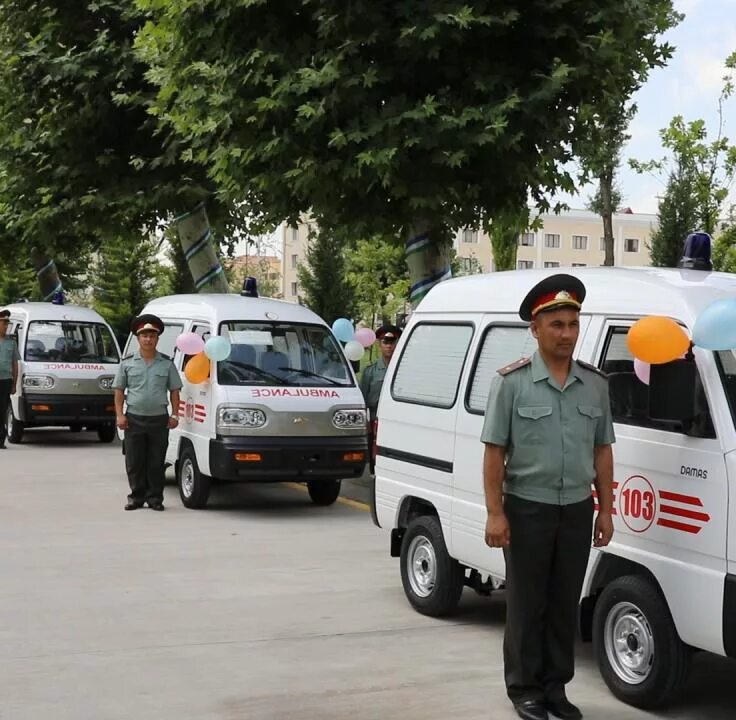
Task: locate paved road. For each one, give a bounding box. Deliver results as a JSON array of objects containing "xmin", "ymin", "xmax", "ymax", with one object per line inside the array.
[{"xmin": 1, "ymin": 431, "xmax": 735, "ymax": 720}]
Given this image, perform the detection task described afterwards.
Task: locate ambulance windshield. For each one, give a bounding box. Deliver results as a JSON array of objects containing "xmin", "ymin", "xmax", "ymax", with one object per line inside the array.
[
  {"xmin": 25, "ymin": 321, "xmax": 119, "ymax": 364},
  {"xmin": 218, "ymin": 322, "xmax": 354, "ymax": 387}
]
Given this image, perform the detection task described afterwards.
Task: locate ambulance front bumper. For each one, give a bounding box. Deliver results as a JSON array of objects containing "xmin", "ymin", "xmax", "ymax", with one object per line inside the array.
[
  {"xmin": 209, "ymin": 435, "xmax": 368, "ymax": 482},
  {"xmin": 20, "ymin": 393, "xmax": 116, "ymax": 425}
]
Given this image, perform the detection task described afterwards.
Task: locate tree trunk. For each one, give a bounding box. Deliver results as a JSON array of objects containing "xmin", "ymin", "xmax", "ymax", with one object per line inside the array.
[
  {"xmin": 405, "ymin": 221, "xmax": 452, "ymax": 307},
  {"xmin": 600, "ymin": 174, "xmax": 615, "ymax": 267},
  {"xmin": 30, "ymin": 247, "xmax": 63, "ymax": 301},
  {"xmin": 174, "ymin": 203, "xmax": 229, "ymax": 293}
]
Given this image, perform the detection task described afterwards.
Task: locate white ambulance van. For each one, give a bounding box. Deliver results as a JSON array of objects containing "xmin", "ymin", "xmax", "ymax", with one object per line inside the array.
[
  {"xmin": 4, "ymin": 302, "xmax": 121, "ymax": 443},
  {"xmin": 124, "ymin": 294, "xmax": 368, "ymax": 508},
  {"xmin": 372, "ymin": 267, "xmax": 736, "ymax": 709}
]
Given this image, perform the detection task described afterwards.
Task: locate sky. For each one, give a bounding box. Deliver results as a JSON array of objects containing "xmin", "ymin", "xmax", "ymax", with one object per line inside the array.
[{"xmin": 559, "ymin": 0, "xmax": 736, "ymax": 215}]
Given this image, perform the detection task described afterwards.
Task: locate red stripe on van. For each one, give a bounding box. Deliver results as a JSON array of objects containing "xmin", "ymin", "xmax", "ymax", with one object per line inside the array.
[
  {"xmin": 659, "ymin": 490, "xmax": 702, "ymax": 506},
  {"xmin": 657, "ymin": 518, "xmax": 701, "ymax": 534}
]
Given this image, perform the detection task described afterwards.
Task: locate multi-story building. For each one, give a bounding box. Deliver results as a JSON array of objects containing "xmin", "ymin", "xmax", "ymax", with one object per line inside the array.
[
  {"xmin": 278, "ymin": 208, "xmax": 658, "ymax": 303},
  {"xmin": 454, "ymin": 208, "xmax": 656, "ymax": 272}
]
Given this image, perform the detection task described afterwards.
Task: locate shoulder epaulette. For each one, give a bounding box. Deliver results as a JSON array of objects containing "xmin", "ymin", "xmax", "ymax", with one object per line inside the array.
[
  {"xmin": 497, "ymin": 357, "xmax": 531, "ymax": 376},
  {"xmin": 122, "ymin": 354, "xmax": 133, "ymax": 360},
  {"xmin": 576, "ymin": 359, "xmax": 608, "ymax": 379},
  {"xmin": 159, "ymin": 353, "xmax": 172, "ymax": 361}
]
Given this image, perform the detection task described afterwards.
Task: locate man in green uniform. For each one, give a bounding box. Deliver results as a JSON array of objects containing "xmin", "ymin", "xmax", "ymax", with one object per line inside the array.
[
  {"xmin": 113, "ymin": 314, "xmax": 182, "ymax": 511},
  {"xmin": 360, "ymin": 324, "xmax": 402, "ymax": 471},
  {"xmin": 481, "ymin": 274, "xmax": 615, "ymax": 720},
  {"xmin": 0, "ymin": 309, "xmax": 20, "ymax": 449}
]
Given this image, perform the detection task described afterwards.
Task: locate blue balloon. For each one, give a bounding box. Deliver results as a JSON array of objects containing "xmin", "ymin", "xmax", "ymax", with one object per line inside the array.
[
  {"xmin": 693, "ymin": 297, "xmax": 736, "ymax": 350},
  {"xmin": 204, "ymin": 335, "xmax": 232, "ymax": 361},
  {"xmin": 332, "ymin": 317, "xmax": 355, "ymax": 343}
]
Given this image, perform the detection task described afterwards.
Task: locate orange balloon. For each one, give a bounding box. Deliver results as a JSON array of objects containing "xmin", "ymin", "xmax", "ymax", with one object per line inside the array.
[
  {"xmin": 184, "ymin": 352, "xmax": 211, "ymax": 384},
  {"xmin": 626, "ymin": 316, "xmax": 690, "ymax": 365}
]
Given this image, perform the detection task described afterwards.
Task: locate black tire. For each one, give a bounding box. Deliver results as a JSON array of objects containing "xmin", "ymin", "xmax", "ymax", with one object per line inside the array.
[
  {"xmin": 178, "ymin": 444, "xmax": 211, "ymax": 509},
  {"xmin": 592, "ymin": 575, "xmax": 691, "ymax": 709},
  {"xmin": 97, "ymin": 423, "xmax": 116, "ymax": 443},
  {"xmin": 7, "ymin": 405, "xmax": 24, "ymax": 444},
  {"xmin": 399, "ymin": 515, "xmax": 464, "ymax": 617},
  {"xmin": 307, "ymin": 479, "xmax": 341, "ymax": 506},
  {"xmin": 69, "ymin": 423, "xmax": 83, "ymax": 433}
]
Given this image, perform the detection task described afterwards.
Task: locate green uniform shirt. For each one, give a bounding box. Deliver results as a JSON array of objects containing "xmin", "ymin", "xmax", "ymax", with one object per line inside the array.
[
  {"xmin": 0, "ymin": 336, "xmax": 20, "ymax": 381},
  {"xmin": 481, "ymin": 351, "xmax": 615, "ymax": 506},
  {"xmin": 359, "ymin": 356, "xmax": 387, "ymax": 415},
  {"xmin": 112, "ymin": 350, "xmax": 182, "ymax": 416}
]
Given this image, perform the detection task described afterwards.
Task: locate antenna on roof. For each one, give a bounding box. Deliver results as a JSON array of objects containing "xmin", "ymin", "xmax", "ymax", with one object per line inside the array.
[
  {"xmin": 678, "ymin": 231, "xmax": 712, "ymax": 271},
  {"xmin": 241, "ymin": 276, "xmax": 259, "ymax": 298}
]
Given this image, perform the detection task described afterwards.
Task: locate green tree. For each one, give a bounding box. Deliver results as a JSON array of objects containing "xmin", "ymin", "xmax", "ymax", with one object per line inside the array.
[
  {"xmin": 0, "ymin": 254, "xmax": 37, "ymax": 305},
  {"xmin": 297, "ymin": 229, "xmax": 355, "ymax": 326},
  {"xmin": 631, "ymin": 52, "xmax": 736, "ymax": 236},
  {"xmin": 90, "ymin": 235, "xmax": 168, "ymax": 345},
  {"xmin": 136, "ymin": 0, "xmax": 678, "ymax": 303},
  {"xmin": 163, "ymin": 231, "xmax": 197, "ymax": 296},
  {"xmin": 487, "ymin": 208, "xmax": 532, "ymax": 271},
  {"xmin": 227, "ymin": 252, "xmax": 281, "ymax": 299},
  {"xmin": 0, "ymin": 1, "xmax": 242, "ymax": 259},
  {"xmin": 712, "ymin": 213, "xmax": 736, "ymax": 273},
  {"xmin": 345, "ymin": 236, "xmax": 409, "ymax": 328},
  {"xmin": 648, "ymin": 169, "xmax": 699, "ymax": 267}
]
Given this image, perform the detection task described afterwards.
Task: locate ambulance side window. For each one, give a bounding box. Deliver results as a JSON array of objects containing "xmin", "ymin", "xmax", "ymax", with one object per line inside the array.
[
  {"xmin": 157, "ymin": 323, "xmax": 183, "ymax": 358},
  {"xmin": 182, "ymin": 324, "xmax": 211, "ymax": 368},
  {"xmin": 600, "ymin": 326, "xmax": 715, "ymax": 438},
  {"xmin": 391, "ymin": 323, "xmax": 473, "ymax": 409}
]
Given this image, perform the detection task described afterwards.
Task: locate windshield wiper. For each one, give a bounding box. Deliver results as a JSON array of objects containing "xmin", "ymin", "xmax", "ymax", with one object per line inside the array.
[
  {"xmin": 224, "ymin": 361, "xmax": 288, "ymax": 385},
  {"xmin": 277, "ymin": 367, "xmax": 348, "ymax": 386}
]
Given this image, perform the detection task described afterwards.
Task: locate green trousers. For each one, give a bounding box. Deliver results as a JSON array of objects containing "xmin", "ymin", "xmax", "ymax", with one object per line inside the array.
[{"xmin": 124, "ymin": 413, "xmax": 169, "ymax": 505}]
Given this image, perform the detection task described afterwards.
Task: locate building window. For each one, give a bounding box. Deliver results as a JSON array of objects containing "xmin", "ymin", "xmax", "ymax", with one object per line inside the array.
[
  {"xmin": 572, "ymin": 235, "xmax": 588, "ymax": 250},
  {"xmin": 544, "ymin": 233, "xmax": 560, "ymax": 249},
  {"xmin": 544, "ymin": 261, "xmax": 560, "ymax": 268},
  {"xmin": 624, "ymin": 238, "xmax": 640, "ymax": 253},
  {"xmin": 517, "ymin": 260, "xmax": 534, "ymax": 270},
  {"xmin": 519, "ymin": 233, "xmax": 535, "ymax": 247},
  {"xmin": 291, "ymin": 282, "xmax": 298, "ymax": 296},
  {"xmin": 572, "ymin": 263, "xmax": 587, "ymax": 267},
  {"xmin": 462, "ymin": 229, "xmax": 479, "ymax": 244},
  {"xmin": 460, "ymin": 256, "xmax": 481, "ymax": 274},
  {"xmin": 291, "ymin": 227, "xmax": 298, "ymax": 243},
  {"xmin": 291, "ymin": 254, "xmax": 298, "ymax": 269}
]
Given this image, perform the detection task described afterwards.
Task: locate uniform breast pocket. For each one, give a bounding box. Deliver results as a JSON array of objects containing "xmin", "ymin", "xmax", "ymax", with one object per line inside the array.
[
  {"xmin": 516, "ymin": 405, "xmax": 553, "ymax": 445},
  {"xmin": 577, "ymin": 405, "xmax": 602, "ymax": 443},
  {"xmin": 152, "ymin": 367, "xmax": 171, "ymax": 393}
]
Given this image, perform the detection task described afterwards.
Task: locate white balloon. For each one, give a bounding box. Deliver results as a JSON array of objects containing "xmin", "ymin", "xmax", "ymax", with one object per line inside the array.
[{"xmin": 344, "ymin": 340, "xmax": 364, "ymax": 362}]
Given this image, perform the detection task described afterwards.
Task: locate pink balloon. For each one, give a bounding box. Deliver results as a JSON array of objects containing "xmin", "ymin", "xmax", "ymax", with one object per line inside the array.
[
  {"xmin": 176, "ymin": 332, "xmax": 205, "ymax": 355},
  {"xmin": 354, "ymin": 327, "xmax": 377, "ymax": 348},
  {"xmin": 634, "ymin": 357, "xmax": 650, "ymax": 385}
]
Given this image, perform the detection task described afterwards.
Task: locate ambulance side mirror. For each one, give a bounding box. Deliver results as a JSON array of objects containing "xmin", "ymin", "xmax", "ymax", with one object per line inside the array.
[{"xmin": 648, "ymin": 359, "xmax": 696, "ymax": 422}]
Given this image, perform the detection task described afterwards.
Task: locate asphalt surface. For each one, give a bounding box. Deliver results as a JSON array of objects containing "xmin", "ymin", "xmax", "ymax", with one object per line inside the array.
[{"xmin": 1, "ymin": 430, "xmax": 735, "ymax": 719}]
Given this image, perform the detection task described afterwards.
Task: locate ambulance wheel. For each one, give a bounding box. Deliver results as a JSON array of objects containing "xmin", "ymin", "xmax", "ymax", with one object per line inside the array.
[
  {"xmin": 7, "ymin": 406, "xmax": 23, "ymax": 444},
  {"xmin": 307, "ymin": 479, "xmax": 341, "ymax": 506},
  {"xmin": 97, "ymin": 423, "xmax": 116, "ymax": 443},
  {"xmin": 593, "ymin": 575, "xmax": 691, "ymax": 709},
  {"xmin": 178, "ymin": 445, "xmax": 210, "ymax": 509},
  {"xmin": 400, "ymin": 515, "xmax": 464, "ymax": 617}
]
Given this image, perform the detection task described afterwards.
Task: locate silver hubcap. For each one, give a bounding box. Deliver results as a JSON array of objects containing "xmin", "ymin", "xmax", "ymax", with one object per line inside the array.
[
  {"xmin": 407, "ymin": 535, "xmax": 436, "ymax": 598},
  {"xmin": 180, "ymin": 458, "xmax": 195, "ymax": 498},
  {"xmin": 604, "ymin": 601, "xmax": 654, "ymax": 685}
]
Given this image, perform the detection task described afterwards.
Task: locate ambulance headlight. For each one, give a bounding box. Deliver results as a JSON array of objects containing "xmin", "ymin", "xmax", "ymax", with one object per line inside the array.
[
  {"xmin": 98, "ymin": 376, "xmax": 114, "ymax": 390},
  {"xmin": 217, "ymin": 406, "xmax": 266, "ymax": 429},
  {"xmin": 23, "ymin": 374, "xmax": 55, "ymax": 390},
  {"xmin": 332, "ymin": 408, "xmax": 367, "ymax": 429}
]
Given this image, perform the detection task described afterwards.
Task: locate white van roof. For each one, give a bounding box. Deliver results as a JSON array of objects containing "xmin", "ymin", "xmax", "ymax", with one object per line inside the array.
[
  {"xmin": 3, "ymin": 302, "xmax": 110, "ymax": 325},
  {"xmin": 417, "ymin": 267, "xmax": 736, "ymax": 326},
  {"xmin": 143, "ymin": 294, "xmax": 329, "ymax": 327}
]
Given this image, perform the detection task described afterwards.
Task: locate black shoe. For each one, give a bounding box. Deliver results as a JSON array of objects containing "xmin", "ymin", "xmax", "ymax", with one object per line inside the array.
[
  {"xmin": 513, "ymin": 700, "xmax": 548, "ymax": 720},
  {"xmin": 125, "ymin": 501, "xmax": 143, "ymax": 511},
  {"xmin": 0, "ymin": 440, "xmax": 6, "ymax": 449},
  {"xmin": 544, "ymin": 697, "xmax": 582, "ymax": 720},
  {"xmin": 148, "ymin": 502, "xmax": 165, "ymax": 511}
]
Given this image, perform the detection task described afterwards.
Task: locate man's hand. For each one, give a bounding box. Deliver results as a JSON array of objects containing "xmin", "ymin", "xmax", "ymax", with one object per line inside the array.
[
  {"xmin": 167, "ymin": 415, "xmax": 179, "ymax": 430},
  {"xmin": 485, "ymin": 512, "xmax": 511, "ymax": 548},
  {"xmin": 594, "ymin": 511, "xmax": 614, "ymax": 547},
  {"xmin": 116, "ymin": 414, "xmax": 128, "ymax": 430},
  {"xmin": 10, "ymin": 383, "xmax": 16, "ymax": 396}
]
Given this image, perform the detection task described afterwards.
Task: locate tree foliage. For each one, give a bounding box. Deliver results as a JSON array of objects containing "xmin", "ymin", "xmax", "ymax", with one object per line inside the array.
[
  {"xmin": 712, "ymin": 212, "xmax": 736, "ymax": 273},
  {"xmin": 487, "ymin": 208, "xmax": 531, "ymax": 271},
  {"xmin": 297, "ymin": 230, "xmax": 355, "ymax": 326},
  {"xmin": 136, "ymin": 0, "xmax": 679, "ymax": 253},
  {"xmin": 345, "ymin": 237, "xmax": 408, "ymax": 326},
  {"xmin": 631, "ymin": 52, "xmax": 736, "ymax": 236},
  {"xmin": 0, "ymin": 0, "xmax": 242, "ymax": 260},
  {"xmin": 648, "ymin": 170, "xmax": 699, "ymax": 268}
]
